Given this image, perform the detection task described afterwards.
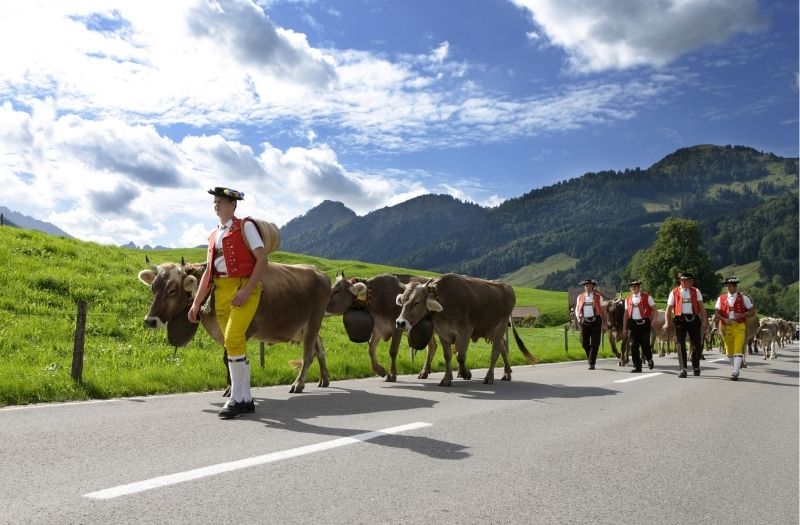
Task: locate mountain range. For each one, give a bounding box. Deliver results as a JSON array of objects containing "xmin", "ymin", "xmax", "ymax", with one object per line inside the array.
[
  {"xmin": 281, "ymin": 145, "xmax": 799, "ymax": 290},
  {"xmin": 0, "ymin": 206, "xmax": 72, "ymax": 237}
]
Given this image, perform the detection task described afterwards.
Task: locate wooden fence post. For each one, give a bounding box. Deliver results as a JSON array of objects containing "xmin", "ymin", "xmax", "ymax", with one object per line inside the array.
[
  {"xmin": 259, "ymin": 341, "xmax": 265, "ymax": 368},
  {"xmin": 71, "ymin": 300, "xmax": 87, "ymax": 382},
  {"xmin": 564, "ymin": 324, "xmax": 569, "ymax": 354}
]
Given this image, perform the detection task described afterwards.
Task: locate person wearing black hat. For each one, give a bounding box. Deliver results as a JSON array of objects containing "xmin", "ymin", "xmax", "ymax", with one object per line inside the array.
[
  {"xmin": 713, "ymin": 277, "xmax": 755, "ymax": 380},
  {"xmin": 622, "ymin": 279, "xmax": 656, "ymax": 372},
  {"xmin": 664, "ymin": 272, "xmax": 708, "ymax": 378},
  {"xmin": 575, "ymin": 279, "xmax": 607, "ymax": 370},
  {"xmin": 188, "ymin": 187, "xmax": 267, "ymax": 418}
]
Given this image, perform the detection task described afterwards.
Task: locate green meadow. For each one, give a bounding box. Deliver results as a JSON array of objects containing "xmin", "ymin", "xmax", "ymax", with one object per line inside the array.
[{"xmin": 0, "ymin": 226, "xmax": 612, "ymax": 407}]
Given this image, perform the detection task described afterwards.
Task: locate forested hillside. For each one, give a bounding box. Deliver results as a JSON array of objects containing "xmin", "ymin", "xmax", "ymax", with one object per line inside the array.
[{"xmin": 281, "ymin": 145, "xmax": 799, "ymax": 290}]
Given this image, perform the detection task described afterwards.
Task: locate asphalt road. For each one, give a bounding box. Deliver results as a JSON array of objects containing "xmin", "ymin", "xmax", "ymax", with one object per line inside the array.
[{"xmin": 2, "ymin": 344, "xmax": 798, "ymax": 525}]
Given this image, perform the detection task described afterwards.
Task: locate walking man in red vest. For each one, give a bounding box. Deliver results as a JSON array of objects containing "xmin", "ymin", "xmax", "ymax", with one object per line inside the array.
[
  {"xmin": 622, "ymin": 279, "xmax": 656, "ymax": 373},
  {"xmin": 714, "ymin": 276, "xmax": 755, "ymax": 381},
  {"xmin": 664, "ymin": 272, "xmax": 709, "ymax": 378},
  {"xmin": 189, "ymin": 187, "xmax": 267, "ymax": 418},
  {"xmin": 575, "ymin": 279, "xmax": 607, "ymax": 370}
]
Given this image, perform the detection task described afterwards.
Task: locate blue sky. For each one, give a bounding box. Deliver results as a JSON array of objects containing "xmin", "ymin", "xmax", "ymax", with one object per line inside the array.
[{"xmin": 0, "ymin": 0, "xmax": 797, "ymax": 247}]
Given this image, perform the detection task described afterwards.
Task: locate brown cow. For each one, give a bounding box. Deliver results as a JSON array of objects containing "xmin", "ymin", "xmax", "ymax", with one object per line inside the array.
[
  {"xmin": 325, "ymin": 273, "xmax": 437, "ymax": 382},
  {"xmin": 395, "ymin": 274, "xmax": 537, "ymax": 386},
  {"xmin": 139, "ymin": 259, "xmax": 331, "ymax": 394},
  {"xmin": 603, "ymin": 298, "xmax": 627, "ymax": 366},
  {"xmin": 654, "ymin": 309, "xmax": 676, "ymax": 357}
]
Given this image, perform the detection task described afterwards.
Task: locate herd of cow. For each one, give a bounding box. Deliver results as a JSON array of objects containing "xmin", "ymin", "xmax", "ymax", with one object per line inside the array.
[{"xmin": 138, "ymin": 259, "xmax": 796, "ymax": 395}]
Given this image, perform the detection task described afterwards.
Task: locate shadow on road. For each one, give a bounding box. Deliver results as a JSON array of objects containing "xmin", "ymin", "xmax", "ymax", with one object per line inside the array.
[
  {"xmin": 384, "ymin": 378, "xmax": 620, "ymax": 402},
  {"xmin": 204, "ymin": 388, "xmax": 470, "ymax": 460}
]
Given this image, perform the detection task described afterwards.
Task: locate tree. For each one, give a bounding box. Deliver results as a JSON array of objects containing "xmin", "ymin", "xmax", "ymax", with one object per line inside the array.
[
  {"xmin": 637, "ymin": 218, "xmax": 721, "ymax": 299},
  {"xmin": 748, "ymin": 282, "xmax": 799, "ymax": 321}
]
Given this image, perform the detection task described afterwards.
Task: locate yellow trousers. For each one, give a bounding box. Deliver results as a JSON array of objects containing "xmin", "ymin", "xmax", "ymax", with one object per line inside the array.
[
  {"xmin": 213, "ymin": 277, "xmax": 262, "ymax": 357},
  {"xmin": 720, "ymin": 320, "xmax": 746, "ymax": 356}
]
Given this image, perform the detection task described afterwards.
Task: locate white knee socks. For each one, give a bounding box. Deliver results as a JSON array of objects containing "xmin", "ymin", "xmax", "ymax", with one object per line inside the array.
[
  {"xmin": 732, "ymin": 355, "xmax": 743, "ymax": 375},
  {"xmin": 227, "ymin": 357, "xmax": 252, "ymax": 403}
]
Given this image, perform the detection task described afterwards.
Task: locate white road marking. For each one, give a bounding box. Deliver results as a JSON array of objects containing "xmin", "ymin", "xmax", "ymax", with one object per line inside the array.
[
  {"xmin": 83, "ymin": 421, "xmax": 432, "ymax": 500},
  {"xmin": 0, "ymin": 392, "xmax": 209, "ymax": 412},
  {"xmin": 613, "ymin": 373, "xmax": 663, "ymax": 383}
]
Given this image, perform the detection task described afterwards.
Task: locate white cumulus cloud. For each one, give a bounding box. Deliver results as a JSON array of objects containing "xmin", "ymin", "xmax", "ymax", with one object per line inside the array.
[{"xmin": 511, "ymin": 0, "xmax": 766, "ymax": 72}]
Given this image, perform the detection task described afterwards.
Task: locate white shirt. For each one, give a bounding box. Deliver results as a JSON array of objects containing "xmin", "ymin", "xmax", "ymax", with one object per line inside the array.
[
  {"xmin": 213, "ymin": 218, "xmax": 264, "ymax": 274},
  {"xmin": 714, "ymin": 292, "xmax": 753, "ymax": 319},
  {"xmin": 580, "ymin": 292, "xmax": 597, "ymax": 318},
  {"xmin": 628, "ymin": 293, "xmax": 655, "ymax": 320},
  {"xmin": 667, "ymin": 286, "xmax": 704, "ymax": 315}
]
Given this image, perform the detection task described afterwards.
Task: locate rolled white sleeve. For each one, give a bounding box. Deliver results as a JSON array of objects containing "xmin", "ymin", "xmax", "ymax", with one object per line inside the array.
[{"xmin": 243, "ymin": 221, "xmax": 264, "ymax": 250}]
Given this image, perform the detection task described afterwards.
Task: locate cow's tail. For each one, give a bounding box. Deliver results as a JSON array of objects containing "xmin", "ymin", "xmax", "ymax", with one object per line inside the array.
[
  {"xmin": 288, "ymin": 359, "xmax": 303, "ymax": 369},
  {"xmin": 510, "ymin": 317, "xmax": 538, "ymax": 365}
]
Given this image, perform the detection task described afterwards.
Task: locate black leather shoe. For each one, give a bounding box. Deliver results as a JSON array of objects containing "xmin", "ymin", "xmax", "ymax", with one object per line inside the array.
[
  {"xmin": 647, "ymin": 360, "xmax": 654, "ymax": 370},
  {"xmin": 630, "ymin": 368, "xmax": 642, "ymax": 373},
  {"xmin": 219, "ymin": 400, "xmax": 248, "ymax": 419},
  {"xmin": 730, "ymin": 374, "xmax": 739, "ymax": 381},
  {"xmin": 588, "ymin": 364, "xmax": 595, "ymax": 370},
  {"xmin": 244, "ymin": 400, "xmax": 255, "ymax": 413},
  {"xmin": 678, "ymin": 369, "xmax": 687, "ymax": 378},
  {"xmin": 693, "ymin": 368, "xmax": 701, "ymax": 376}
]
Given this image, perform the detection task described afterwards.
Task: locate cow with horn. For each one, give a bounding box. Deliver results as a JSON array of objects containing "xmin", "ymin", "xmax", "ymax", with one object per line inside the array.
[
  {"xmin": 325, "ymin": 272, "xmax": 437, "ymax": 382},
  {"xmin": 395, "ymin": 273, "xmax": 537, "ymax": 386},
  {"xmin": 139, "ymin": 258, "xmax": 331, "ymax": 400},
  {"xmin": 139, "ymin": 186, "xmax": 331, "ymax": 420}
]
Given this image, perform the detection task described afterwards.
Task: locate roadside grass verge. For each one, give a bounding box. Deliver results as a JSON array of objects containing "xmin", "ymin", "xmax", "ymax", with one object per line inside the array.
[{"xmin": 0, "ymin": 227, "xmax": 611, "ymax": 406}]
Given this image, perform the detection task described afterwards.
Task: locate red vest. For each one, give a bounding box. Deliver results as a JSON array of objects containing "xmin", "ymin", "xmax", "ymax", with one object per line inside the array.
[
  {"xmin": 625, "ymin": 293, "xmax": 653, "ymax": 319},
  {"xmin": 718, "ymin": 293, "xmax": 747, "ymax": 323},
  {"xmin": 207, "ymin": 217, "xmax": 256, "ymax": 277},
  {"xmin": 577, "ymin": 293, "xmax": 603, "ymax": 319},
  {"xmin": 671, "ymin": 286, "xmax": 701, "ymax": 315}
]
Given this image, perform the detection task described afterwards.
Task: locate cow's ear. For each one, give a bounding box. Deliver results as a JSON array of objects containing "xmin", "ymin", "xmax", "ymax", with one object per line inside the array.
[
  {"xmin": 183, "ymin": 275, "xmax": 198, "ymax": 296},
  {"xmin": 426, "ymin": 298, "xmax": 443, "ymax": 312},
  {"xmin": 138, "ymin": 269, "xmax": 156, "ymax": 286},
  {"xmin": 352, "ymin": 282, "xmax": 367, "ymax": 296},
  {"xmin": 396, "ymin": 293, "xmax": 404, "ymax": 306}
]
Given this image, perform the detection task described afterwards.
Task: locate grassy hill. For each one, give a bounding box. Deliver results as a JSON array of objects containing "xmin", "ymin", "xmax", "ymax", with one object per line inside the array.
[
  {"xmin": 716, "ymin": 261, "xmax": 761, "ymax": 289},
  {"xmin": 0, "ymin": 226, "xmax": 591, "ymax": 407},
  {"xmin": 502, "ymin": 253, "xmax": 578, "ymax": 288}
]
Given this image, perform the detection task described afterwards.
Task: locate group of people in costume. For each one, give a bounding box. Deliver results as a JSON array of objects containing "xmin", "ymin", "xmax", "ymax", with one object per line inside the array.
[{"xmin": 574, "ymin": 273, "xmax": 755, "ymax": 381}]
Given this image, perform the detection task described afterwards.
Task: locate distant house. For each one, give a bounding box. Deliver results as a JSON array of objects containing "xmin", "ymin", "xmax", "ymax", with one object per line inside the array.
[{"xmin": 512, "ymin": 306, "xmax": 539, "ymax": 327}]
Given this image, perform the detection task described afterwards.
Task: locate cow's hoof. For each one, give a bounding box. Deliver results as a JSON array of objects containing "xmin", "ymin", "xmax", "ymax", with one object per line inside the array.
[
  {"xmin": 289, "ymin": 383, "xmax": 305, "ymax": 394},
  {"xmin": 384, "ymin": 374, "xmax": 397, "ymax": 382},
  {"xmin": 418, "ymin": 371, "xmax": 429, "ymax": 379},
  {"xmin": 483, "ymin": 376, "xmax": 494, "ymax": 384},
  {"xmin": 374, "ymin": 366, "xmax": 387, "ymax": 377},
  {"xmin": 439, "ymin": 379, "xmax": 452, "ymax": 387},
  {"xmin": 462, "ymin": 371, "xmax": 472, "ymax": 380},
  {"xmin": 318, "ymin": 377, "xmax": 329, "ymax": 388},
  {"xmin": 501, "ymin": 373, "xmax": 512, "ymax": 381}
]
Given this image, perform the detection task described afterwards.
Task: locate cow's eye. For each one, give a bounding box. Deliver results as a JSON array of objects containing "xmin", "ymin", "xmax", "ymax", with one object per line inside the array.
[{"xmin": 167, "ymin": 288, "xmax": 177, "ymax": 296}]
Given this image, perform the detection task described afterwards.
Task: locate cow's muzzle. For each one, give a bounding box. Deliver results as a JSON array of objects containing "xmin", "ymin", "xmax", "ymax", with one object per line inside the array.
[
  {"xmin": 396, "ymin": 318, "xmax": 411, "ymax": 331},
  {"xmin": 144, "ymin": 316, "xmax": 165, "ymax": 329}
]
